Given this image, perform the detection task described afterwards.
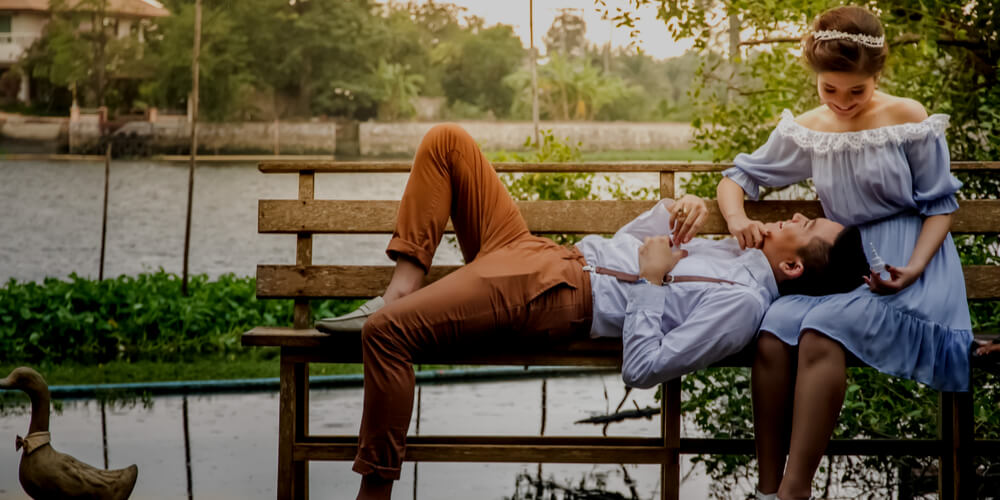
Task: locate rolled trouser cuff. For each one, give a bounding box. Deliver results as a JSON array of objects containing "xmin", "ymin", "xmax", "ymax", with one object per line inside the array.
[
  {"xmin": 386, "ymin": 237, "xmax": 434, "ymax": 273},
  {"xmin": 352, "ymin": 455, "xmax": 402, "ymax": 481}
]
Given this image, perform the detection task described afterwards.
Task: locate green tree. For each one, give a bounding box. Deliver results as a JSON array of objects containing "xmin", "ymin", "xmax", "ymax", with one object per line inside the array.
[
  {"xmin": 544, "ymin": 8, "xmax": 588, "ymax": 58},
  {"xmin": 506, "ymin": 53, "xmax": 635, "ymax": 121},
  {"xmin": 435, "ymin": 23, "xmax": 525, "ymax": 118},
  {"xmin": 382, "ymin": 1, "xmax": 473, "ymax": 99},
  {"xmin": 232, "ymin": 0, "xmax": 386, "ymax": 119},
  {"xmin": 23, "ymin": 0, "xmax": 144, "ymax": 111},
  {"xmin": 138, "ymin": 2, "xmax": 253, "ymax": 121},
  {"xmin": 369, "ymin": 60, "xmax": 424, "ymax": 121}
]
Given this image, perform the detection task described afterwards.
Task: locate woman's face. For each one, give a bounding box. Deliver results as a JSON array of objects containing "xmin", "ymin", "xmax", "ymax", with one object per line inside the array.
[{"xmin": 816, "ymin": 71, "xmax": 877, "ymax": 119}]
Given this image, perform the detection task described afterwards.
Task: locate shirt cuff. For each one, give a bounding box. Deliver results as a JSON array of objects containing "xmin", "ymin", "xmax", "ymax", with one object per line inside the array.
[
  {"xmin": 626, "ymin": 283, "xmax": 667, "ymax": 314},
  {"xmin": 722, "ymin": 166, "xmax": 761, "ymax": 201}
]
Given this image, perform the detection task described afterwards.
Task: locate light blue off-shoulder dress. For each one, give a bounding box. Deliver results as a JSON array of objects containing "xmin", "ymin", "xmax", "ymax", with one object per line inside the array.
[{"xmin": 723, "ymin": 109, "xmax": 973, "ymax": 392}]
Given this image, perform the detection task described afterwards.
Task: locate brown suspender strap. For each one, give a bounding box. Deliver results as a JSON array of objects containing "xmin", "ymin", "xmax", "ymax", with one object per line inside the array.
[{"xmin": 591, "ymin": 266, "xmax": 742, "ymax": 286}]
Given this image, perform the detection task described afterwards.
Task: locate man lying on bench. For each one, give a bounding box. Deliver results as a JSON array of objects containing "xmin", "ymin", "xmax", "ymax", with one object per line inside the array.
[{"xmin": 314, "ymin": 124, "xmax": 869, "ymax": 500}]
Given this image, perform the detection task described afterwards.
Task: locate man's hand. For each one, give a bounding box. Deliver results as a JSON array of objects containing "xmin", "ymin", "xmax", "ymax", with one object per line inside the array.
[
  {"xmin": 638, "ymin": 235, "xmax": 688, "ymax": 285},
  {"xmin": 667, "ymin": 195, "xmax": 708, "ymax": 246},
  {"xmin": 726, "ymin": 214, "xmax": 769, "ymax": 250}
]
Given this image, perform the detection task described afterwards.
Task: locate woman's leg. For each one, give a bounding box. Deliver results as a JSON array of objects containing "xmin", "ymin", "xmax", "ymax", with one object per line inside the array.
[
  {"xmin": 752, "ymin": 331, "xmax": 796, "ymax": 495},
  {"xmin": 382, "ymin": 123, "xmax": 530, "ymax": 304},
  {"xmin": 778, "ymin": 329, "xmax": 847, "ymax": 500}
]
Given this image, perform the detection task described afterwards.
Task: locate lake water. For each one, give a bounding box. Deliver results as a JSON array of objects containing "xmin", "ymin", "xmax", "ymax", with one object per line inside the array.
[
  {"xmin": 0, "ymin": 373, "xmax": 728, "ymax": 499},
  {"xmin": 0, "ymin": 159, "xmax": 456, "ymax": 283},
  {"xmin": 0, "ymin": 159, "xmax": 663, "ymax": 283}
]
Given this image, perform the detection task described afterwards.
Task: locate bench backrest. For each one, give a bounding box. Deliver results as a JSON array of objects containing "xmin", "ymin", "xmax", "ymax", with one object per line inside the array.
[{"xmin": 255, "ymin": 161, "xmax": 1000, "ymax": 326}]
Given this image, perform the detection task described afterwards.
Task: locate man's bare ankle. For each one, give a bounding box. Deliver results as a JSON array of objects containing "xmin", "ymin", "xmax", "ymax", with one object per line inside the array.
[
  {"xmin": 383, "ymin": 283, "xmax": 420, "ymax": 304},
  {"xmin": 357, "ymin": 473, "xmax": 393, "ymax": 500}
]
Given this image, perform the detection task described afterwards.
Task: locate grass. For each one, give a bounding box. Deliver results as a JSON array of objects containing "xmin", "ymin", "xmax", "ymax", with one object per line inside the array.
[{"xmin": 580, "ymin": 148, "xmax": 712, "ymax": 162}]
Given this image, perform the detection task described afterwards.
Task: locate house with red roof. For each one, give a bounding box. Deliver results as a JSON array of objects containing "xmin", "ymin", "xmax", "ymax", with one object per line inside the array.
[{"xmin": 0, "ymin": 0, "xmax": 169, "ymax": 104}]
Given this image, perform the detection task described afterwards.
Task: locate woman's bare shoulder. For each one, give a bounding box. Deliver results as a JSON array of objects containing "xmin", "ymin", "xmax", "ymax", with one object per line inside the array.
[
  {"xmin": 794, "ymin": 106, "xmax": 829, "ymax": 128},
  {"xmin": 881, "ymin": 96, "xmax": 929, "ymax": 124}
]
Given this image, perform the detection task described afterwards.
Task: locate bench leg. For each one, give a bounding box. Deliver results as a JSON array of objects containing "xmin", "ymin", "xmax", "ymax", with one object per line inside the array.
[
  {"xmin": 939, "ymin": 388, "xmax": 975, "ymax": 500},
  {"xmin": 660, "ymin": 378, "xmax": 681, "ymax": 500},
  {"xmin": 279, "ymin": 357, "xmax": 309, "ymax": 500},
  {"xmin": 938, "ymin": 391, "xmax": 955, "ymax": 500}
]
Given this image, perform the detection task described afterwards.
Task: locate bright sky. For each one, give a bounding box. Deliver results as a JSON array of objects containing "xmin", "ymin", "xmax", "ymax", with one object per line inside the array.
[{"xmin": 396, "ymin": 0, "xmax": 694, "ymax": 60}]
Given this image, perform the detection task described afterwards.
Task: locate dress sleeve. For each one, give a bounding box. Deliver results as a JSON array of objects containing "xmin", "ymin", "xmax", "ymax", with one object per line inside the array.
[
  {"xmin": 722, "ymin": 128, "xmax": 812, "ymax": 201},
  {"xmin": 904, "ymin": 128, "xmax": 962, "ymax": 216}
]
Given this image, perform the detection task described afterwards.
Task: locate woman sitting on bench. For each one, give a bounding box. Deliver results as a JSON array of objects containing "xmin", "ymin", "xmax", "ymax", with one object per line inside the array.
[
  {"xmin": 716, "ymin": 7, "xmax": 980, "ymax": 500},
  {"xmin": 315, "ymin": 123, "xmax": 869, "ymax": 500}
]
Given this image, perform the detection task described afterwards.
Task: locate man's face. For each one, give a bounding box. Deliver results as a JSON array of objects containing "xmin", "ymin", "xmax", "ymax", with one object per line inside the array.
[{"xmin": 762, "ymin": 213, "xmax": 844, "ymax": 259}]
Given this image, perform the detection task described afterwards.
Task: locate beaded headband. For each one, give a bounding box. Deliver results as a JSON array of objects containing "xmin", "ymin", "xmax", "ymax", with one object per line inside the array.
[{"xmin": 812, "ymin": 29, "xmax": 885, "ymax": 48}]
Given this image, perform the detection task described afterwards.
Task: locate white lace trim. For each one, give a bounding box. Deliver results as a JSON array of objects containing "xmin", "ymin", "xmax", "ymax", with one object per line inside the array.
[{"xmin": 775, "ymin": 109, "xmax": 949, "ymax": 154}]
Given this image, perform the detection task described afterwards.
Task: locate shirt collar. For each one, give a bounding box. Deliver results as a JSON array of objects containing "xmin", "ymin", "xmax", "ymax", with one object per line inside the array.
[{"xmin": 741, "ymin": 249, "xmax": 779, "ymax": 302}]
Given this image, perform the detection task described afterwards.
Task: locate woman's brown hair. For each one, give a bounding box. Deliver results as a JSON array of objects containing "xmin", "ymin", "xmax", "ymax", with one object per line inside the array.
[{"xmin": 803, "ymin": 6, "xmax": 888, "ymax": 75}]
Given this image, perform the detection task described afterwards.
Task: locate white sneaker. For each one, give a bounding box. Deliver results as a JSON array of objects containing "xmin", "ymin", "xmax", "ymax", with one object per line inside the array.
[
  {"xmin": 756, "ymin": 491, "xmax": 777, "ymax": 500},
  {"xmin": 315, "ymin": 296, "xmax": 385, "ymax": 333}
]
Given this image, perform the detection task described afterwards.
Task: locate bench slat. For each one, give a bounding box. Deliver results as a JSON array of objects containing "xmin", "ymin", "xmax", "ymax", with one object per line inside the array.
[
  {"xmin": 256, "ymin": 265, "xmax": 1000, "ymax": 300},
  {"xmin": 258, "ymin": 160, "xmax": 1000, "ymax": 174},
  {"xmin": 294, "ymin": 441, "xmax": 673, "ymax": 463},
  {"xmin": 249, "ymin": 329, "xmax": 1000, "ymax": 367},
  {"xmin": 243, "ymin": 330, "xmax": 624, "ymax": 366},
  {"xmin": 288, "ymin": 436, "xmax": 950, "ymax": 462},
  {"xmin": 259, "ymin": 199, "xmax": 1000, "ymax": 234}
]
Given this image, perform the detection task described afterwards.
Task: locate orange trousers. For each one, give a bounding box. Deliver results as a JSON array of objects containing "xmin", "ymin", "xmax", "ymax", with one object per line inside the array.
[{"xmin": 354, "ymin": 124, "xmax": 593, "ymax": 480}]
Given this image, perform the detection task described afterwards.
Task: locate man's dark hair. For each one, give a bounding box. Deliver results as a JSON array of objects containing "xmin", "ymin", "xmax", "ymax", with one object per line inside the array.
[{"xmin": 778, "ymin": 226, "xmax": 869, "ymax": 296}]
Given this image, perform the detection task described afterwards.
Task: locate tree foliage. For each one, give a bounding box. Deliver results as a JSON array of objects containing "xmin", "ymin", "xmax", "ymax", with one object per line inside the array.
[
  {"xmin": 20, "ymin": 0, "xmax": 705, "ymax": 123},
  {"xmin": 544, "ymin": 8, "xmax": 589, "ymax": 59},
  {"xmin": 23, "ymin": 0, "xmax": 146, "ymax": 110}
]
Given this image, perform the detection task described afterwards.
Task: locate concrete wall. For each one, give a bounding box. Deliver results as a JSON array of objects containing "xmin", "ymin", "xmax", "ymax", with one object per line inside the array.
[
  {"xmin": 359, "ymin": 121, "xmax": 693, "ymax": 156},
  {"xmin": 152, "ymin": 121, "xmax": 337, "ymax": 154},
  {"xmin": 59, "ymin": 115, "xmax": 696, "ymax": 156},
  {"xmin": 67, "ymin": 117, "xmax": 338, "ymax": 154}
]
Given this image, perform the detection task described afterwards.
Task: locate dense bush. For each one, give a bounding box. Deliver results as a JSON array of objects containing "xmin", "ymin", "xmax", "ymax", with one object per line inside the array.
[{"xmin": 0, "ymin": 272, "xmax": 359, "ymax": 364}]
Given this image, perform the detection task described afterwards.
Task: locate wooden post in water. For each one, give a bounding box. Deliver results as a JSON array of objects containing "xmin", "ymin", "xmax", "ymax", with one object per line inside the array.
[
  {"xmin": 182, "ymin": 0, "xmax": 202, "ymax": 296},
  {"xmin": 99, "ymin": 143, "xmax": 111, "ymax": 280},
  {"xmin": 183, "ymin": 395, "xmax": 193, "ymax": 500},
  {"xmin": 536, "ymin": 379, "xmax": 546, "ymax": 497},
  {"xmin": 100, "ymin": 399, "xmax": 108, "ymax": 469},
  {"xmin": 414, "ymin": 379, "xmax": 421, "ymax": 500},
  {"xmin": 529, "ymin": 0, "xmax": 539, "ymax": 146}
]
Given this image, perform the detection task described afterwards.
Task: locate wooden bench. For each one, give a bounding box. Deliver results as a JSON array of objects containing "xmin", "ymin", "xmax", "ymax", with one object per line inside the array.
[{"xmin": 242, "ymin": 160, "xmax": 1000, "ymax": 500}]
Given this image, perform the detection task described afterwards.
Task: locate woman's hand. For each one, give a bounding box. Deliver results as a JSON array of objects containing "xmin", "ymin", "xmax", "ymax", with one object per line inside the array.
[
  {"xmin": 726, "ymin": 214, "xmax": 769, "ymax": 250},
  {"xmin": 668, "ymin": 195, "xmax": 708, "ymax": 246},
  {"xmin": 638, "ymin": 236, "xmax": 688, "ymax": 285},
  {"xmin": 864, "ymin": 264, "xmax": 922, "ymax": 294}
]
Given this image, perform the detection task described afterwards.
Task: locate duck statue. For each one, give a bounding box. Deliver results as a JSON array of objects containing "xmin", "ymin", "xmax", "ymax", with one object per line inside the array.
[{"xmin": 1, "ymin": 367, "xmax": 138, "ymax": 500}]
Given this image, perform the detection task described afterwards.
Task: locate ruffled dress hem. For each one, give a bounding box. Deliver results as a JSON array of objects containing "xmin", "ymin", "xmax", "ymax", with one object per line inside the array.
[{"xmin": 762, "ymin": 292, "xmax": 973, "ymax": 392}]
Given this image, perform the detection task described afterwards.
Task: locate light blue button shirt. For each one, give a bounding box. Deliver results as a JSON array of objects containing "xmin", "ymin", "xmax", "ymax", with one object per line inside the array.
[{"xmin": 575, "ymin": 199, "xmax": 779, "ymax": 389}]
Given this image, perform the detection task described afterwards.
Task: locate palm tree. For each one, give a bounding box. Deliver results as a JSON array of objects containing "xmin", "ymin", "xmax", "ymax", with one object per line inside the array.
[{"xmin": 371, "ymin": 59, "xmax": 424, "ymax": 121}]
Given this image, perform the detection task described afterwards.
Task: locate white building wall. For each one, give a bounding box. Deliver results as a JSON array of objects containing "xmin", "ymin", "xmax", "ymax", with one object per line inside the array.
[
  {"xmin": 12, "ymin": 12, "xmax": 48, "ymax": 36},
  {"xmin": 0, "ymin": 13, "xmax": 47, "ymax": 65}
]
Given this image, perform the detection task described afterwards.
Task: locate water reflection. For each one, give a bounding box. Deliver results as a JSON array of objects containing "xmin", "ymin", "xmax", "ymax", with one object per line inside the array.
[{"xmin": 0, "ymin": 374, "xmax": 719, "ymax": 499}]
